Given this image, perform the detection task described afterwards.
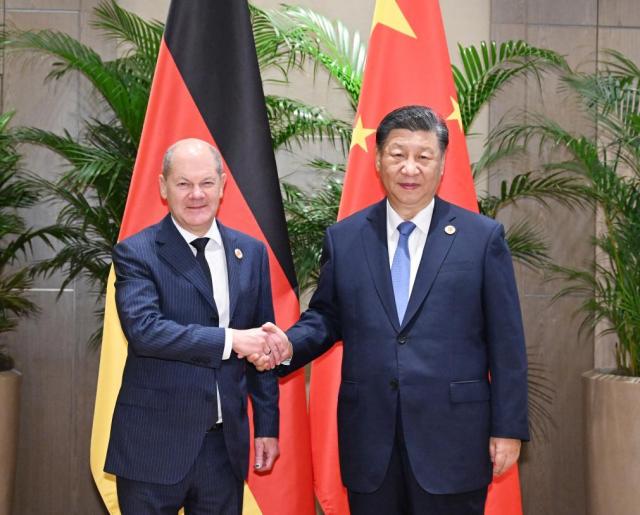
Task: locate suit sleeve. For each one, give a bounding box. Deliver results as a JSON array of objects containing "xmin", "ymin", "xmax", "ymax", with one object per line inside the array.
[
  {"xmin": 112, "ymin": 240, "xmax": 226, "ymax": 368},
  {"xmin": 280, "ymin": 228, "xmax": 342, "ymax": 375},
  {"xmin": 483, "ymin": 223, "xmax": 530, "ymax": 441},
  {"xmin": 246, "ymin": 243, "xmax": 279, "ymax": 437}
]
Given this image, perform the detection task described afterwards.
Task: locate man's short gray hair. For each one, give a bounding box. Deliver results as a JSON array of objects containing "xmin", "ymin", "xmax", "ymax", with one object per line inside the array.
[{"xmin": 162, "ymin": 140, "xmax": 223, "ymax": 178}]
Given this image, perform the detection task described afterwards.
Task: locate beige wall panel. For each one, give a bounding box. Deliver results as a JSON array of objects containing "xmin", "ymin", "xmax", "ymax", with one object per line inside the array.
[
  {"xmin": 4, "ymin": 11, "xmax": 82, "ymax": 289},
  {"xmin": 511, "ymin": 25, "xmax": 596, "ymax": 297},
  {"xmin": 8, "ymin": 286, "xmax": 105, "ymax": 515},
  {"xmin": 525, "ymin": 25, "xmax": 596, "ymax": 134},
  {"xmin": 79, "ymin": 0, "xmax": 117, "ymax": 59},
  {"xmin": 441, "ymin": 0, "xmax": 490, "ymax": 163},
  {"xmin": 592, "ymin": 26, "xmax": 640, "ymax": 369},
  {"xmin": 69, "ymin": 281, "xmax": 106, "ymax": 515},
  {"xmin": 488, "ymin": 23, "xmax": 528, "ymax": 125},
  {"xmin": 491, "ymin": 0, "xmax": 526, "ymax": 24},
  {"xmin": 4, "ymin": 11, "xmax": 80, "ymax": 131},
  {"xmin": 486, "ymin": 23, "xmax": 530, "ymax": 201},
  {"xmin": 598, "ymin": 0, "xmax": 640, "ymax": 28},
  {"xmin": 598, "ymin": 27, "xmax": 640, "ymax": 64},
  {"xmin": 526, "ymin": 0, "xmax": 597, "ymax": 26},
  {"xmin": 518, "ymin": 295, "xmax": 592, "ymax": 515},
  {"xmin": 117, "ymin": 0, "xmax": 169, "ymax": 23},
  {"xmin": 10, "ymin": 292, "xmax": 75, "ymax": 514},
  {"xmin": 498, "ymin": 197, "xmax": 594, "ymax": 297},
  {"xmin": 489, "ymin": 16, "xmax": 599, "ymax": 515},
  {"xmin": 6, "ymin": 0, "xmax": 79, "ymax": 9}
]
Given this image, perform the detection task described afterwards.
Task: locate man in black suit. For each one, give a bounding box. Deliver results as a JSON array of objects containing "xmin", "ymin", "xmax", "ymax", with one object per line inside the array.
[
  {"xmin": 105, "ymin": 138, "xmax": 279, "ymax": 514},
  {"xmin": 259, "ymin": 106, "xmax": 529, "ymax": 515}
]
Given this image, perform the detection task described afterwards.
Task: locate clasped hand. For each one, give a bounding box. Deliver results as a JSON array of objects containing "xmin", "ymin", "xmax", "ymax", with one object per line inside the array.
[{"xmin": 232, "ymin": 322, "xmax": 292, "ymax": 371}]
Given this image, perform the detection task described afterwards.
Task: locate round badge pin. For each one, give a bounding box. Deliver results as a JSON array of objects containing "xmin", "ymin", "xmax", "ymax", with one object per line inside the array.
[
  {"xmin": 444, "ymin": 225, "xmax": 456, "ymax": 235},
  {"xmin": 235, "ymin": 248, "xmax": 243, "ymax": 259}
]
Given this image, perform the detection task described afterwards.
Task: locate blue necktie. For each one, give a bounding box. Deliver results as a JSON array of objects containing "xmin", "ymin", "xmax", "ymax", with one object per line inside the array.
[{"xmin": 391, "ymin": 221, "xmax": 416, "ymax": 324}]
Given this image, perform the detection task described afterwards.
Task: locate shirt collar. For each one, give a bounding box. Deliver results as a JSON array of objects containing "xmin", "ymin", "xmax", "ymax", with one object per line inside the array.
[
  {"xmin": 386, "ymin": 198, "xmax": 434, "ymax": 237},
  {"xmin": 171, "ymin": 216, "xmax": 222, "ymax": 248}
]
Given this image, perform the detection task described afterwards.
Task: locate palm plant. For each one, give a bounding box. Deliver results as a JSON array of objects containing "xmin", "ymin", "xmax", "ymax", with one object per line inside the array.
[
  {"xmin": 493, "ymin": 50, "xmax": 640, "ymax": 376},
  {"xmin": 4, "ymin": 1, "xmax": 162, "ymax": 301},
  {"xmin": 0, "ymin": 112, "xmax": 41, "ymax": 371},
  {"xmin": 2, "ymin": 2, "xmax": 353, "ymax": 303}
]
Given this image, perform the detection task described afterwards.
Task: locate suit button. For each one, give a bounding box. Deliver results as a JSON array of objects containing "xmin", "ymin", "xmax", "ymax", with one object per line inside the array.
[
  {"xmin": 397, "ymin": 335, "xmax": 408, "ymax": 345},
  {"xmin": 390, "ymin": 379, "xmax": 399, "ymax": 390}
]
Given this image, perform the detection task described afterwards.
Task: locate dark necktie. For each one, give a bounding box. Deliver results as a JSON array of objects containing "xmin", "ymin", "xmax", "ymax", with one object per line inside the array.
[
  {"xmin": 190, "ymin": 237, "xmax": 219, "ymax": 323},
  {"xmin": 190, "ymin": 237, "xmax": 213, "ymax": 292},
  {"xmin": 190, "ymin": 237, "xmax": 219, "ymax": 426}
]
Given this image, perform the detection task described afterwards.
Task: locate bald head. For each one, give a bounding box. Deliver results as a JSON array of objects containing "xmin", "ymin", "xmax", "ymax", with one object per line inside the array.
[
  {"xmin": 158, "ymin": 138, "xmax": 227, "ymax": 236},
  {"xmin": 162, "ymin": 138, "xmax": 223, "ymax": 179}
]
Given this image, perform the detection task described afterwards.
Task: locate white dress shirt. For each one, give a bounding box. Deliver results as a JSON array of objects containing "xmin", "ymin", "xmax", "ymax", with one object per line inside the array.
[
  {"xmin": 386, "ymin": 199, "xmax": 435, "ymax": 297},
  {"xmin": 172, "ymin": 217, "xmax": 232, "ymax": 423}
]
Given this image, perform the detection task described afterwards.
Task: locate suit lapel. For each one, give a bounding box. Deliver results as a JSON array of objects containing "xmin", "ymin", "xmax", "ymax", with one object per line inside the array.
[
  {"xmin": 156, "ymin": 214, "xmax": 217, "ymax": 312},
  {"xmin": 401, "ymin": 197, "xmax": 457, "ymax": 330},
  {"xmin": 218, "ymin": 222, "xmax": 240, "ymax": 323},
  {"xmin": 362, "ymin": 200, "xmax": 400, "ymax": 332}
]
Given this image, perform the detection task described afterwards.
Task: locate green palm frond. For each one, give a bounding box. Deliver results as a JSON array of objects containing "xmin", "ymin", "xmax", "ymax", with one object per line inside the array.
[
  {"xmin": 4, "ymin": 29, "xmax": 147, "ymax": 141},
  {"xmin": 480, "ymin": 171, "xmax": 588, "ymax": 218},
  {"xmin": 266, "ymin": 95, "xmax": 352, "ymax": 152},
  {"xmin": 0, "ymin": 111, "xmax": 41, "ymax": 339},
  {"xmin": 495, "ymin": 50, "xmax": 640, "ymax": 375},
  {"xmin": 599, "ymin": 49, "xmax": 640, "ymax": 81},
  {"xmin": 504, "ymin": 219, "xmax": 550, "ymax": 269},
  {"xmin": 93, "ymin": 0, "xmax": 163, "ymax": 60},
  {"xmin": 453, "ymin": 40, "xmax": 567, "ymax": 132},
  {"xmin": 305, "ymin": 158, "xmax": 346, "ymax": 174},
  {"xmin": 282, "ymin": 179, "xmax": 342, "ymax": 291},
  {"xmin": 263, "ymin": 5, "xmax": 365, "ymax": 108},
  {"xmin": 250, "ymin": 4, "xmax": 298, "ymax": 77},
  {"xmin": 527, "ymin": 349, "xmax": 556, "ymax": 441}
]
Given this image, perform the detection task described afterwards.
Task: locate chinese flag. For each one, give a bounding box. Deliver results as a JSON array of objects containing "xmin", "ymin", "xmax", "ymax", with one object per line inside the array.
[
  {"xmin": 89, "ymin": 1, "xmax": 315, "ymax": 514},
  {"xmin": 308, "ymin": 0, "xmax": 523, "ymax": 514}
]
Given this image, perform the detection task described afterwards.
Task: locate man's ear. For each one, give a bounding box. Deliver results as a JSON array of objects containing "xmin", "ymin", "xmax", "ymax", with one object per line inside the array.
[
  {"xmin": 375, "ymin": 151, "xmax": 382, "ymax": 174},
  {"xmin": 219, "ymin": 172, "xmax": 227, "ymax": 199},
  {"xmin": 159, "ymin": 174, "xmax": 167, "ymax": 200}
]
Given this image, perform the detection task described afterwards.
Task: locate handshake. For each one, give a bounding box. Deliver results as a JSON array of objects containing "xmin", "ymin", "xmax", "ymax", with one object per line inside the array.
[{"xmin": 231, "ymin": 322, "xmax": 292, "ymax": 371}]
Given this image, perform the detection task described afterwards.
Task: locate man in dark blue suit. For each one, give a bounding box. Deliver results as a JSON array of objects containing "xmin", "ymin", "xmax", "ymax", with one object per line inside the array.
[
  {"xmin": 105, "ymin": 138, "xmax": 280, "ymax": 514},
  {"xmin": 261, "ymin": 106, "xmax": 529, "ymax": 514}
]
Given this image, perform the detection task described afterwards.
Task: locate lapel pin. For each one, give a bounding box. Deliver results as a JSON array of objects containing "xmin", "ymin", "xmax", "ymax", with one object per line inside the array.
[
  {"xmin": 444, "ymin": 225, "xmax": 456, "ymax": 235},
  {"xmin": 234, "ymin": 248, "xmax": 243, "ymax": 260}
]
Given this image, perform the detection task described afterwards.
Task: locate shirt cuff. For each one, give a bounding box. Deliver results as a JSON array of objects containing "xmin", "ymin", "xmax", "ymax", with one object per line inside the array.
[
  {"xmin": 281, "ymin": 340, "xmax": 293, "ymax": 365},
  {"xmin": 223, "ymin": 328, "xmax": 233, "ymax": 360}
]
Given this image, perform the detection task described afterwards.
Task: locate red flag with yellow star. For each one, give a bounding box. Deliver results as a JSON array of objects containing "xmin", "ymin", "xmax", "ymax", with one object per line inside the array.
[{"xmin": 308, "ymin": 0, "xmax": 523, "ymax": 514}]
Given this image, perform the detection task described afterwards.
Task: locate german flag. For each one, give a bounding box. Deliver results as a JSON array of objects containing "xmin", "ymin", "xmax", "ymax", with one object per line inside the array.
[
  {"xmin": 309, "ymin": 0, "xmax": 523, "ymax": 513},
  {"xmin": 90, "ymin": 1, "xmax": 314, "ymax": 513}
]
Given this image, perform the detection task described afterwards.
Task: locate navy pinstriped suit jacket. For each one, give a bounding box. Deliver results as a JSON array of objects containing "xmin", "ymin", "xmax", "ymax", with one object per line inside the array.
[
  {"xmin": 105, "ymin": 214, "xmax": 278, "ymax": 485},
  {"xmin": 282, "ymin": 197, "xmax": 529, "ymax": 495}
]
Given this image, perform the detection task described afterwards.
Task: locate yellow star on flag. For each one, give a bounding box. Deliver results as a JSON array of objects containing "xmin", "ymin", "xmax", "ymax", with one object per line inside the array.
[
  {"xmin": 371, "ymin": 0, "xmax": 416, "ymax": 38},
  {"xmin": 446, "ymin": 97, "xmax": 463, "ymax": 133},
  {"xmin": 350, "ymin": 116, "xmax": 376, "ymax": 152}
]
